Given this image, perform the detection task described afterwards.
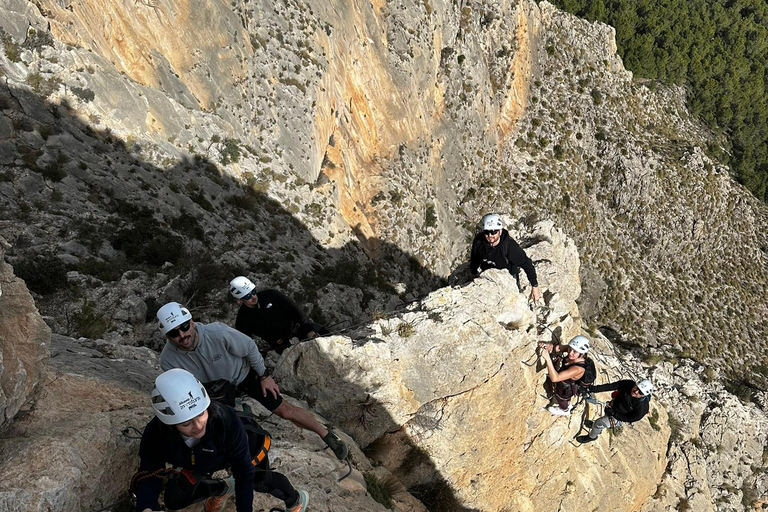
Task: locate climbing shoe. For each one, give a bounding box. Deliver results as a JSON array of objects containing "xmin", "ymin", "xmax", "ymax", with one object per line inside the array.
[
  {"xmin": 583, "ymin": 419, "xmax": 594, "ymax": 429},
  {"xmin": 576, "ymin": 435, "xmax": 597, "ymax": 444},
  {"xmin": 547, "ymin": 405, "xmax": 571, "ymax": 417},
  {"xmin": 204, "ymin": 476, "xmax": 235, "ymax": 512},
  {"xmin": 287, "ymin": 489, "xmax": 310, "ymax": 512},
  {"xmin": 322, "ymin": 430, "xmax": 349, "ymax": 460}
]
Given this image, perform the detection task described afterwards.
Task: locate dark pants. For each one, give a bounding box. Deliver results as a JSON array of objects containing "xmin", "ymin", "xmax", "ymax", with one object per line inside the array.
[
  {"xmin": 236, "ymin": 368, "xmax": 284, "ymax": 411},
  {"xmin": 163, "ymin": 454, "xmax": 299, "ymax": 509}
]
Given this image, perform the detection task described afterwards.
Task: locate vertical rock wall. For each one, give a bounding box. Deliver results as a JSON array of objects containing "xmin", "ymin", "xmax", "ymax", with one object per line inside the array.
[{"xmin": 0, "ymin": 236, "xmax": 49, "ymax": 429}]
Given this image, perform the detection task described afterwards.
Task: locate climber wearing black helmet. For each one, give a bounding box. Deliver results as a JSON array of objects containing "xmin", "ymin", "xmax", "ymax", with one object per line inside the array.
[
  {"xmin": 469, "ymin": 213, "xmax": 540, "ymax": 303},
  {"xmin": 134, "ymin": 368, "xmax": 309, "ymax": 512},
  {"xmin": 576, "ymin": 379, "xmax": 654, "ymax": 444}
]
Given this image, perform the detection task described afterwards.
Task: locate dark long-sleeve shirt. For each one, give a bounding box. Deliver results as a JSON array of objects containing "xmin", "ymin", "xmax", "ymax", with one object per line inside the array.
[
  {"xmin": 135, "ymin": 403, "xmax": 255, "ymax": 512},
  {"xmin": 469, "ymin": 230, "xmax": 538, "ymax": 286},
  {"xmin": 590, "ymin": 379, "xmax": 649, "ymax": 423},
  {"xmin": 235, "ymin": 289, "xmax": 312, "ymax": 345}
]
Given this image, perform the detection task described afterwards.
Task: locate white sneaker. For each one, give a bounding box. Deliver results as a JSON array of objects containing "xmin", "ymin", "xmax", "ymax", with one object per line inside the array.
[{"xmin": 547, "ymin": 405, "xmax": 571, "ymax": 416}]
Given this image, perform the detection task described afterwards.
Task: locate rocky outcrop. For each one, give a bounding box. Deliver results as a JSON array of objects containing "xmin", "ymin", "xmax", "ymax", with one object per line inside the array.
[
  {"xmin": 276, "ymin": 223, "xmax": 669, "ymax": 512},
  {"xmin": 0, "ymin": 334, "xmax": 417, "ymax": 512},
  {"xmin": 0, "ymin": 235, "xmax": 49, "ymax": 429}
]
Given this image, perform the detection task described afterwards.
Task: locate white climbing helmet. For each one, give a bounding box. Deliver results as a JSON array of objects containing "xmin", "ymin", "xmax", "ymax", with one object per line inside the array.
[
  {"xmin": 568, "ymin": 335, "xmax": 590, "ymax": 354},
  {"xmin": 150, "ymin": 369, "xmax": 210, "ymax": 425},
  {"xmin": 156, "ymin": 302, "xmax": 192, "ymax": 335},
  {"xmin": 481, "ymin": 213, "xmax": 503, "ymax": 231},
  {"xmin": 637, "ymin": 379, "xmax": 654, "ymax": 396},
  {"xmin": 229, "ymin": 276, "xmax": 256, "ymax": 299}
]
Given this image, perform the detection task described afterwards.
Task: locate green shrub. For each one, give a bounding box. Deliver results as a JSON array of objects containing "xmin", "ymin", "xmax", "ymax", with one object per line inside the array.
[
  {"xmin": 13, "ymin": 254, "xmax": 68, "ymax": 295},
  {"xmin": 425, "ymin": 205, "xmax": 437, "ymax": 228},
  {"xmin": 73, "ymin": 299, "xmax": 110, "ymax": 339},
  {"xmin": 363, "ymin": 473, "xmax": 394, "ymax": 509},
  {"xmin": 220, "ymin": 138, "xmax": 241, "ymax": 165},
  {"xmin": 1, "ymin": 30, "xmax": 20, "ymax": 62}
]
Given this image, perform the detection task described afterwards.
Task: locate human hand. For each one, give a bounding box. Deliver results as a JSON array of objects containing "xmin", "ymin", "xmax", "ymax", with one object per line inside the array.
[
  {"xmin": 537, "ymin": 342, "xmax": 553, "ymax": 352},
  {"xmin": 260, "ymin": 376, "xmax": 280, "ymax": 399},
  {"xmin": 306, "ymin": 331, "xmax": 317, "ymax": 340},
  {"xmin": 530, "ymin": 287, "xmax": 541, "ymax": 303}
]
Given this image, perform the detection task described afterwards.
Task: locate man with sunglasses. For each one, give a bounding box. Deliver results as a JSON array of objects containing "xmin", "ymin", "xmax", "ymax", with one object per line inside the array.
[
  {"xmin": 229, "ymin": 276, "xmax": 328, "ymax": 355},
  {"xmin": 576, "ymin": 378, "xmax": 654, "ymax": 444},
  {"xmin": 156, "ymin": 302, "xmax": 348, "ymax": 461},
  {"xmin": 469, "ymin": 213, "xmax": 540, "ymax": 303}
]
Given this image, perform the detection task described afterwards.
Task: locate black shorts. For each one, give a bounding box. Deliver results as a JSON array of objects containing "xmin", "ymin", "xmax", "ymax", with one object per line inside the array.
[{"xmin": 236, "ymin": 369, "xmax": 283, "ymax": 411}]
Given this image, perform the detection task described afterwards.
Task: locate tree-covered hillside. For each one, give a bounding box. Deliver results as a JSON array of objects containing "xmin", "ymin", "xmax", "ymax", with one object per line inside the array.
[{"xmin": 552, "ymin": 0, "xmax": 768, "ymax": 202}]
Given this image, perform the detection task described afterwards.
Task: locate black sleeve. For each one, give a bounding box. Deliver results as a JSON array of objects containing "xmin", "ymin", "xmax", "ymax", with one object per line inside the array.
[
  {"xmin": 234, "ymin": 307, "xmax": 251, "ymax": 336},
  {"xmin": 589, "ymin": 380, "xmax": 625, "ymax": 394},
  {"xmin": 135, "ymin": 420, "xmax": 168, "ymax": 512},
  {"xmin": 221, "ymin": 407, "xmax": 256, "ymax": 512},
  {"xmin": 469, "ymin": 234, "xmax": 483, "ymax": 274},
  {"xmin": 505, "ymin": 239, "xmax": 538, "ymax": 286}
]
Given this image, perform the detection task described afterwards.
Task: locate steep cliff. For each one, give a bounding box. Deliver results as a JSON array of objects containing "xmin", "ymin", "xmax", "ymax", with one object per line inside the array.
[{"xmin": 0, "ymin": 0, "xmax": 765, "ymax": 384}]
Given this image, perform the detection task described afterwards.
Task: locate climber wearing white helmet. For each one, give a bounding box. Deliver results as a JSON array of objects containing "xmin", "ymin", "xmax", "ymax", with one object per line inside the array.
[
  {"xmin": 230, "ymin": 276, "xmax": 328, "ymax": 355},
  {"xmin": 134, "ymin": 368, "xmax": 309, "ymax": 512},
  {"xmin": 156, "ymin": 301, "xmax": 348, "ymax": 461},
  {"xmin": 469, "ymin": 213, "xmax": 541, "ymax": 303},
  {"xmin": 538, "ymin": 335, "xmax": 596, "ymax": 416},
  {"xmin": 576, "ymin": 378, "xmax": 654, "ymax": 444}
]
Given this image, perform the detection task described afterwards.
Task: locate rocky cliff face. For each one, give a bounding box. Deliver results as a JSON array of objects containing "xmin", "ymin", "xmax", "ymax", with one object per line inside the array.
[
  {"xmin": 1, "ymin": 0, "xmax": 768, "ymax": 509},
  {"xmin": 0, "ymin": 235, "xmax": 49, "ymax": 429},
  {"xmin": 1, "ymin": 0, "xmax": 764, "ymax": 383}
]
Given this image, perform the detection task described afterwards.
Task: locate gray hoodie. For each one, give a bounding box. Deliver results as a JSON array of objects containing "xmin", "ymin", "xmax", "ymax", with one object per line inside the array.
[{"xmin": 159, "ymin": 321, "xmax": 267, "ymax": 385}]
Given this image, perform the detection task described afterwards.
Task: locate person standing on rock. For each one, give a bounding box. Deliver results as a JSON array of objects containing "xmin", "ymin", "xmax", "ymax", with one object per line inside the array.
[
  {"xmin": 133, "ymin": 368, "xmax": 309, "ymax": 512},
  {"xmin": 576, "ymin": 379, "xmax": 654, "ymax": 444},
  {"xmin": 538, "ymin": 335, "xmax": 595, "ymax": 416},
  {"xmin": 469, "ymin": 213, "xmax": 541, "ymax": 303},
  {"xmin": 156, "ymin": 301, "xmax": 348, "ymax": 460},
  {"xmin": 229, "ymin": 276, "xmax": 329, "ymax": 355}
]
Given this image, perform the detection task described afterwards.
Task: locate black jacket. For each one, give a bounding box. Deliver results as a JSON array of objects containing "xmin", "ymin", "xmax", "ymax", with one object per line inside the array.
[
  {"xmin": 469, "ymin": 229, "xmax": 538, "ymax": 286},
  {"xmin": 235, "ymin": 289, "xmax": 312, "ymax": 348},
  {"xmin": 590, "ymin": 379, "xmax": 650, "ymax": 423},
  {"xmin": 136, "ymin": 403, "xmax": 255, "ymax": 512}
]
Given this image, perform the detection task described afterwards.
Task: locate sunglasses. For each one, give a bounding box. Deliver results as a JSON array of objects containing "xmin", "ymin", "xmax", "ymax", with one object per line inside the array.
[
  {"xmin": 240, "ymin": 291, "xmax": 255, "ymax": 301},
  {"xmin": 483, "ymin": 229, "xmax": 500, "ymax": 235},
  {"xmin": 166, "ymin": 320, "xmax": 192, "ymax": 338}
]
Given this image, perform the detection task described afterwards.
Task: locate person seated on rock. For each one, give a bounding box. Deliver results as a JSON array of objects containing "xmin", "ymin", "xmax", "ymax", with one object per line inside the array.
[
  {"xmin": 156, "ymin": 302, "xmax": 348, "ymax": 460},
  {"xmin": 469, "ymin": 213, "xmax": 540, "ymax": 303},
  {"xmin": 576, "ymin": 379, "xmax": 654, "ymax": 444},
  {"xmin": 134, "ymin": 368, "xmax": 310, "ymax": 512},
  {"xmin": 229, "ymin": 276, "xmax": 329, "ymax": 355},
  {"xmin": 538, "ymin": 335, "xmax": 595, "ymax": 416}
]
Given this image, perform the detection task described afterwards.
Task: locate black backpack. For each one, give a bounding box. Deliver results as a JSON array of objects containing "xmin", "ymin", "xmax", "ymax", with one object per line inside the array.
[{"xmin": 576, "ymin": 357, "xmax": 596, "ymax": 386}]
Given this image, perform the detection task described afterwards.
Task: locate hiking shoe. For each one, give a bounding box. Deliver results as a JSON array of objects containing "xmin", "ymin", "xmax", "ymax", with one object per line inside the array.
[
  {"xmin": 322, "ymin": 430, "xmax": 349, "ymax": 460},
  {"xmin": 583, "ymin": 419, "xmax": 594, "ymax": 429},
  {"xmin": 547, "ymin": 405, "xmax": 571, "ymax": 416},
  {"xmin": 287, "ymin": 490, "xmax": 310, "ymax": 512},
  {"xmin": 576, "ymin": 434, "xmax": 597, "ymax": 444},
  {"xmin": 204, "ymin": 476, "xmax": 235, "ymax": 512}
]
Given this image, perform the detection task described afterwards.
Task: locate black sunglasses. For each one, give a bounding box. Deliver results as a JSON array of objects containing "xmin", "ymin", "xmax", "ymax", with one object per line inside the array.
[
  {"xmin": 240, "ymin": 291, "xmax": 255, "ymax": 301},
  {"xmin": 483, "ymin": 229, "xmax": 500, "ymax": 235},
  {"xmin": 167, "ymin": 320, "xmax": 192, "ymax": 338}
]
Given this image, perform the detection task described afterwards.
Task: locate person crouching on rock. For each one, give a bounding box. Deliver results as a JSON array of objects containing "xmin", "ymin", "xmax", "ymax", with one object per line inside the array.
[
  {"xmin": 230, "ymin": 276, "xmax": 329, "ymax": 355},
  {"xmin": 133, "ymin": 368, "xmax": 310, "ymax": 512},
  {"xmin": 538, "ymin": 335, "xmax": 595, "ymax": 416},
  {"xmin": 469, "ymin": 213, "xmax": 540, "ymax": 303},
  {"xmin": 576, "ymin": 379, "xmax": 654, "ymax": 444}
]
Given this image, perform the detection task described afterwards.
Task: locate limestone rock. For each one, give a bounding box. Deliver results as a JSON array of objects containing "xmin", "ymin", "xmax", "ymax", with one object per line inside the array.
[
  {"xmin": 0, "ymin": 236, "xmax": 50, "ymax": 429},
  {"xmin": 275, "ymin": 229, "xmax": 669, "ymax": 512}
]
